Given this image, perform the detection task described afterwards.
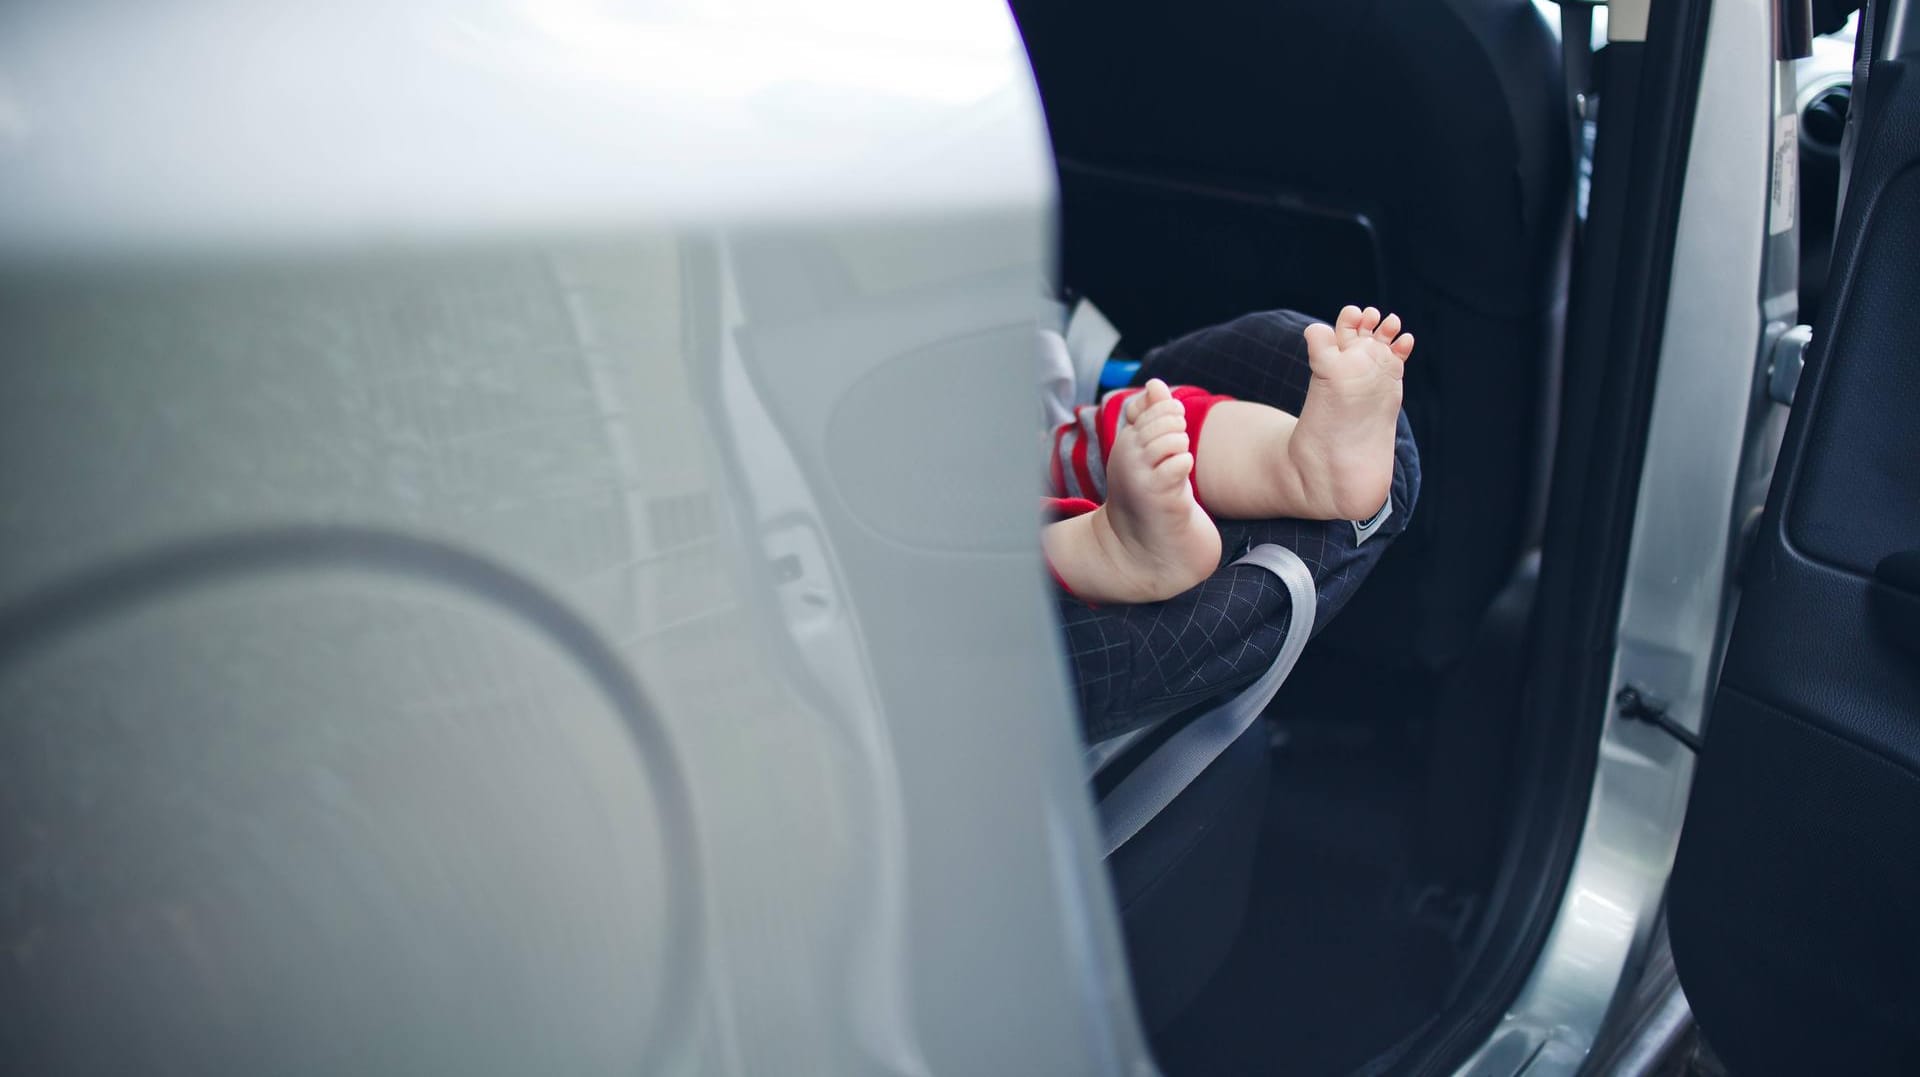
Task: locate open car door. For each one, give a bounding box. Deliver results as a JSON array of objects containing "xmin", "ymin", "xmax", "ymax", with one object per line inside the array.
[{"xmin": 1670, "ymin": 1, "xmax": 1920, "ymax": 1072}]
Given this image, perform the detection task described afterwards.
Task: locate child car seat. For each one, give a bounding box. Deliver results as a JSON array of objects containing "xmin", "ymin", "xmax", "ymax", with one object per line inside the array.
[
  {"xmin": 1062, "ymin": 309, "xmax": 1421, "ymax": 742},
  {"xmin": 1069, "ymin": 309, "xmax": 1421, "ymax": 1028},
  {"xmin": 1085, "ymin": 542, "xmax": 1313, "ymax": 1028}
]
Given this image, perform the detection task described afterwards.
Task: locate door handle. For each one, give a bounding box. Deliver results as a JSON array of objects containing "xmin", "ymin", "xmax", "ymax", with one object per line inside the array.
[{"xmin": 1871, "ymin": 550, "xmax": 1920, "ymax": 660}]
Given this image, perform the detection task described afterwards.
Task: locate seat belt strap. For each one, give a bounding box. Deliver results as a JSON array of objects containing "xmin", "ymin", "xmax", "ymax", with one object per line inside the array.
[
  {"xmin": 1085, "ymin": 722, "xmax": 1156, "ymax": 777},
  {"xmin": 1097, "ymin": 544, "xmax": 1316, "ymax": 858}
]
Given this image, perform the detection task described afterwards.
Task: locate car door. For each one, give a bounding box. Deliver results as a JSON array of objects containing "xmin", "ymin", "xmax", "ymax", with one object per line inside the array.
[{"xmin": 1669, "ymin": 1, "xmax": 1920, "ymax": 1073}]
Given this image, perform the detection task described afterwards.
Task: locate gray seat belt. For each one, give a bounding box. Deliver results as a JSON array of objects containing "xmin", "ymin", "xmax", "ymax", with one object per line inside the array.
[
  {"xmin": 1084, "ymin": 722, "xmax": 1156, "ymax": 776},
  {"xmin": 1097, "ymin": 543, "xmax": 1317, "ymax": 858}
]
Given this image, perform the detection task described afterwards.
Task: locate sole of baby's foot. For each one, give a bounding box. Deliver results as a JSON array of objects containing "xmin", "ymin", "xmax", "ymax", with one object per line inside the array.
[
  {"xmin": 1080, "ymin": 379, "xmax": 1222, "ymax": 603},
  {"xmin": 1292, "ymin": 305, "xmax": 1416, "ymax": 520}
]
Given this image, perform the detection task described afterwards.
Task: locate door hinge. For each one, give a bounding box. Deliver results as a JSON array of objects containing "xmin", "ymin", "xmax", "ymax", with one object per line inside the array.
[{"xmin": 1615, "ymin": 685, "xmax": 1703, "ymax": 753}]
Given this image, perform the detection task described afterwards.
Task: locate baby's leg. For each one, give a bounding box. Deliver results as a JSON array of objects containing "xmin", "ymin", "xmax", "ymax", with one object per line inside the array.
[
  {"xmin": 1194, "ymin": 306, "xmax": 1414, "ymax": 521},
  {"xmin": 1044, "ymin": 380, "xmax": 1222, "ymax": 604}
]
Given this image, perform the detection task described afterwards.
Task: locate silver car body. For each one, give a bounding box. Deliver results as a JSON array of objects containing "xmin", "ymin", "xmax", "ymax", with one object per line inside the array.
[
  {"xmin": 1460, "ymin": 0, "xmax": 1799, "ymax": 1070},
  {"xmin": 1, "ymin": 2, "xmax": 1153, "ymax": 1074}
]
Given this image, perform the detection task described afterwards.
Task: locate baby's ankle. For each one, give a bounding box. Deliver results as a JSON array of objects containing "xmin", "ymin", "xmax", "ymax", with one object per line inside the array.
[
  {"xmin": 1328, "ymin": 479, "xmax": 1392, "ymax": 522},
  {"xmin": 1287, "ymin": 423, "xmax": 1393, "ymax": 521}
]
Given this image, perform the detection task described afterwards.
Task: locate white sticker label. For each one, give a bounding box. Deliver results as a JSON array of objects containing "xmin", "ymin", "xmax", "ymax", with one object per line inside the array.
[
  {"xmin": 1770, "ymin": 111, "xmax": 1799, "ymax": 236},
  {"xmin": 1352, "ymin": 498, "xmax": 1392, "ymax": 546}
]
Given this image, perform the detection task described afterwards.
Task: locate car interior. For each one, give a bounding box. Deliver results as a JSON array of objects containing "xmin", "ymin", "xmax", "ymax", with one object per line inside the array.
[
  {"xmin": 1010, "ymin": 0, "xmax": 1863, "ymax": 1072},
  {"xmin": 5, "ymin": 0, "xmax": 1900, "ymax": 1071}
]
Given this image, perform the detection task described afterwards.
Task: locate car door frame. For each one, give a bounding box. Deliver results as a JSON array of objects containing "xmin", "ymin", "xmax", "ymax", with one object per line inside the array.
[
  {"xmin": 1669, "ymin": 0, "xmax": 1920, "ymax": 1071},
  {"xmin": 1437, "ymin": 0, "xmax": 1805, "ymax": 1070}
]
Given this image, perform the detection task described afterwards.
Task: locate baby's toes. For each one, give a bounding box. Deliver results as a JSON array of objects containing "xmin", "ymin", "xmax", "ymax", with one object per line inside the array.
[
  {"xmin": 1391, "ymin": 332, "xmax": 1416, "ymax": 360},
  {"xmin": 1123, "ymin": 379, "xmax": 1173, "ymax": 423},
  {"xmin": 1151, "ymin": 448, "xmax": 1195, "ymax": 487},
  {"xmin": 1132, "ymin": 416, "xmax": 1186, "ymax": 455},
  {"xmin": 1358, "ymin": 306, "xmax": 1382, "ymax": 335},
  {"xmin": 1374, "ymin": 313, "xmax": 1401, "ymax": 342},
  {"xmin": 1140, "ymin": 428, "xmax": 1190, "ymax": 468},
  {"xmin": 1304, "ymin": 321, "xmax": 1340, "ymax": 364},
  {"xmin": 1141, "ymin": 396, "xmax": 1186, "ymax": 426},
  {"xmin": 1334, "ymin": 305, "xmax": 1366, "ymax": 341}
]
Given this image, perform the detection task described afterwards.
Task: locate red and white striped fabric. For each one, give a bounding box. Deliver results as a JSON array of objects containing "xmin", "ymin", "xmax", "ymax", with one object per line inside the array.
[{"xmin": 1044, "ymin": 384, "xmax": 1233, "ymax": 519}]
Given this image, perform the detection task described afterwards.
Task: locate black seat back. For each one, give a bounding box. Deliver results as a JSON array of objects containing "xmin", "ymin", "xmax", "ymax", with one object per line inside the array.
[{"xmin": 1015, "ymin": 0, "xmax": 1572, "ymax": 671}]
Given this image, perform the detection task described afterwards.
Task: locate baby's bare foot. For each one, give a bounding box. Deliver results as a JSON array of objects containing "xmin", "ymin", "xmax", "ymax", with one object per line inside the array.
[
  {"xmin": 1291, "ymin": 305, "xmax": 1415, "ymax": 520},
  {"xmin": 1046, "ymin": 379, "xmax": 1221, "ymax": 604}
]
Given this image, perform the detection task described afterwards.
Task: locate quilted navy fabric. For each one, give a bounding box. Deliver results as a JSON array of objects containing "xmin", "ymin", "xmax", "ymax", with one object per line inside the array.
[{"xmin": 1059, "ymin": 309, "xmax": 1421, "ymax": 743}]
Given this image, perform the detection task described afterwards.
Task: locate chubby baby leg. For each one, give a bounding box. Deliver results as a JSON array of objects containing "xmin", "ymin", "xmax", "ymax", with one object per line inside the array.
[{"xmin": 1194, "ymin": 306, "xmax": 1413, "ymax": 522}]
